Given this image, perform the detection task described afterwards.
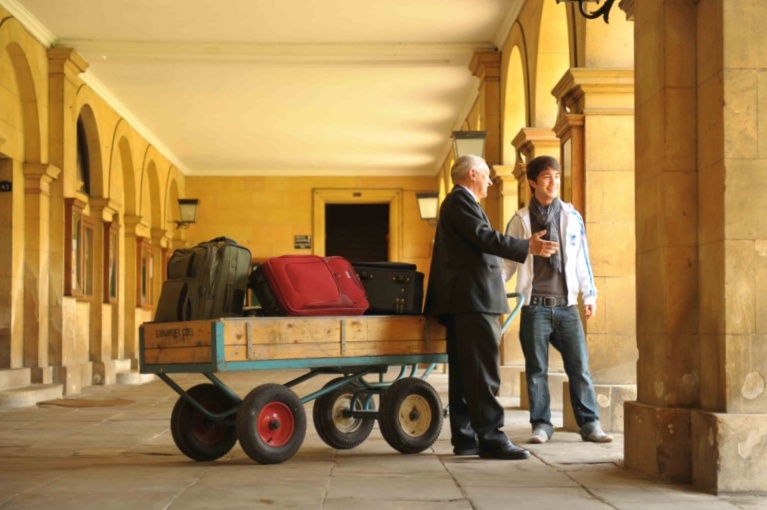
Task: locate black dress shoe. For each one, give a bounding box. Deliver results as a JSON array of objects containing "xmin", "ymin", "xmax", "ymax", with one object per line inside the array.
[
  {"xmin": 453, "ymin": 445, "xmax": 479, "ymax": 456},
  {"xmin": 478, "ymin": 441, "xmax": 530, "ymax": 460}
]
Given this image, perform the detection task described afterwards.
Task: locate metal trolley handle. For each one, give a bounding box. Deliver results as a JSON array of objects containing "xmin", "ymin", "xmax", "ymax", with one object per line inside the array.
[{"xmin": 500, "ymin": 292, "xmax": 525, "ymax": 335}]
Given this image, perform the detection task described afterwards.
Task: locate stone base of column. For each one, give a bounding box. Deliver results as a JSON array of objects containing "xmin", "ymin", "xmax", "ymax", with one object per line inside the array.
[
  {"xmin": 691, "ymin": 410, "xmax": 767, "ymax": 493},
  {"xmin": 519, "ymin": 371, "xmax": 567, "ymax": 410},
  {"xmin": 624, "ymin": 401, "xmax": 691, "ymax": 483},
  {"xmin": 30, "ymin": 366, "xmax": 53, "ymax": 384},
  {"xmin": 92, "ymin": 359, "xmax": 118, "ymax": 386},
  {"xmin": 52, "ymin": 361, "xmax": 93, "ymax": 395},
  {"xmin": 499, "ymin": 364, "xmax": 524, "ymax": 397},
  {"xmin": 564, "ymin": 382, "xmax": 637, "ymax": 433}
]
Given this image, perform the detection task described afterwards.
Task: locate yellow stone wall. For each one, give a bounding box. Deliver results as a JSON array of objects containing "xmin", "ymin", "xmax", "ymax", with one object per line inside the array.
[{"xmin": 184, "ymin": 175, "xmax": 439, "ymax": 272}]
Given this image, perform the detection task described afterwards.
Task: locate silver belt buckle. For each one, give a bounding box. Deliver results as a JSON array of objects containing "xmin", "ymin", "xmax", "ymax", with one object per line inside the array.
[{"xmin": 543, "ymin": 297, "xmax": 557, "ymax": 307}]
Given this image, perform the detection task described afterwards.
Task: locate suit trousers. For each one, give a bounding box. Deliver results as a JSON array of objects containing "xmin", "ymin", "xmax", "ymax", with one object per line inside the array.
[{"xmin": 445, "ymin": 312, "xmax": 508, "ymax": 450}]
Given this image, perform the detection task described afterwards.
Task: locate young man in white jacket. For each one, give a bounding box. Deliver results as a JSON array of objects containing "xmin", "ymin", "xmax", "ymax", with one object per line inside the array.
[{"xmin": 503, "ymin": 155, "xmax": 612, "ymax": 444}]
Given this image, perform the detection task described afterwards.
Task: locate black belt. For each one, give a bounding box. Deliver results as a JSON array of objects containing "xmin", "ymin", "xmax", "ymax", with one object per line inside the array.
[{"xmin": 528, "ymin": 296, "xmax": 568, "ymax": 307}]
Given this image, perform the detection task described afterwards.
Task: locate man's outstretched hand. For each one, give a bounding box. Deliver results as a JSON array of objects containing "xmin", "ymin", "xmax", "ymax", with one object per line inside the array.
[{"xmin": 529, "ymin": 230, "xmax": 559, "ymax": 258}]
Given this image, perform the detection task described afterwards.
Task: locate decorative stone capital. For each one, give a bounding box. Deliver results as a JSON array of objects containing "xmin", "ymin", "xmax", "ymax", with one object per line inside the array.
[
  {"xmin": 552, "ymin": 68, "xmax": 634, "ymax": 118},
  {"xmin": 124, "ymin": 214, "xmax": 150, "ymax": 238},
  {"xmin": 47, "ymin": 48, "xmax": 89, "ymax": 77},
  {"xmin": 491, "ymin": 170, "xmax": 519, "ymax": 197},
  {"xmin": 89, "ymin": 198, "xmax": 120, "ymax": 222},
  {"xmin": 469, "ymin": 51, "xmax": 501, "ymax": 81},
  {"xmin": 619, "ymin": 0, "xmax": 635, "ymax": 21},
  {"xmin": 511, "ymin": 127, "xmax": 559, "ymax": 159},
  {"xmin": 23, "ymin": 163, "xmax": 62, "ymax": 195},
  {"xmin": 151, "ymin": 228, "xmax": 170, "ymax": 248}
]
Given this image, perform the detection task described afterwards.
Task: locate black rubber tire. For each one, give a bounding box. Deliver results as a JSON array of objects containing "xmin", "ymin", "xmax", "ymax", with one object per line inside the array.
[
  {"xmin": 236, "ymin": 383, "xmax": 307, "ymax": 464},
  {"xmin": 170, "ymin": 383, "xmax": 238, "ymax": 461},
  {"xmin": 378, "ymin": 377, "xmax": 443, "ymax": 454},
  {"xmin": 312, "ymin": 377, "xmax": 376, "ymax": 450}
]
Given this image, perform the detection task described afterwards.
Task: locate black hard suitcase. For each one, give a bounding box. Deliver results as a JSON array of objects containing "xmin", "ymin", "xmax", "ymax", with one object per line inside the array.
[
  {"xmin": 155, "ymin": 237, "xmax": 252, "ymax": 322},
  {"xmin": 351, "ymin": 261, "xmax": 424, "ymax": 315}
]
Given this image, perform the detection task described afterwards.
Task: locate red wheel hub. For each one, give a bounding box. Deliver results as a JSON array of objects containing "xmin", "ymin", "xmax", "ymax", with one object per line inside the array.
[{"xmin": 257, "ymin": 402, "xmax": 295, "ymax": 447}]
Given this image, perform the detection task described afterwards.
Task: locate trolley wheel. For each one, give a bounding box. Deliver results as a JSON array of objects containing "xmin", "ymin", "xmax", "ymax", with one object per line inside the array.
[
  {"xmin": 170, "ymin": 383, "xmax": 238, "ymax": 461},
  {"xmin": 236, "ymin": 383, "xmax": 307, "ymax": 464},
  {"xmin": 313, "ymin": 377, "xmax": 376, "ymax": 449},
  {"xmin": 378, "ymin": 377, "xmax": 443, "ymax": 454}
]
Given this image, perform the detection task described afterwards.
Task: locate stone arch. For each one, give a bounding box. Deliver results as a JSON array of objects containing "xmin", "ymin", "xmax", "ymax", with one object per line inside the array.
[
  {"xmin": 5, "ymin": 42, "xmax": 41, "ymax": 162},
  {"xmin": 139, "ymin": 147, "xmax": 163, "ymax": 229},
  {"xmin": 73, "ymin": 103, "xmax": 104, "ymax": 197},
  {"xmin": 533, "ymin": 1, "xmax": 570, "ymax": 128},
  {"xmin": 500, "ymin": 21, "xmax": 530, "ymax": 165}
]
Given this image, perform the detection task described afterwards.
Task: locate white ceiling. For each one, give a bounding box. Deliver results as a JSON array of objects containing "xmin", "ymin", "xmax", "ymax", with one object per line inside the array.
[{"xmin": 4, "ymin": 0, "xmax": 522, "ymax": 176}]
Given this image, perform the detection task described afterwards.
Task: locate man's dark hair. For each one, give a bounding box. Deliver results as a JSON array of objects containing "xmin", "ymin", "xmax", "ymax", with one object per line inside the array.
[{"xmin": 526, "ymin": 155, "xmax": 560, "ymax": 193}]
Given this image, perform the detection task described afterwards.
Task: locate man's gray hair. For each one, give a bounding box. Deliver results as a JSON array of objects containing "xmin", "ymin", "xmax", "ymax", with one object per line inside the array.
[{"xmin": 451, "ymin": 154, "xmax": 488, "ymax": 183}]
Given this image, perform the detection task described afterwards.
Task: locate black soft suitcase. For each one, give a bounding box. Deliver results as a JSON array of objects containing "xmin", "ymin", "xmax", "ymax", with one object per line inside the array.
[
  {"xmin": 155, "ymin": 237, "xmax": 252, "ymax": 322},
  {"xmin": 351, "ymin": 261, "xmax": 424, "ymax": 315}
]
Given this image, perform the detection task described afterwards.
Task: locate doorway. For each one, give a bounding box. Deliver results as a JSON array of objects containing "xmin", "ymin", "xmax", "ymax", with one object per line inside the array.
[
  {"xmin": 325, "ymin": 204, "xmax": 389, "ymax": 262},
  {"xmin": 311, "ymin": 189, "xmax": 403, "ymax": 261}
]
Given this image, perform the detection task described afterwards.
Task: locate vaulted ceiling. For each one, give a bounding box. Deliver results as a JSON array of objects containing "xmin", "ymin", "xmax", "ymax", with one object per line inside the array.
[{"xmin": 4, "ymin": 0, "xmax": 523, "ymax": 176}]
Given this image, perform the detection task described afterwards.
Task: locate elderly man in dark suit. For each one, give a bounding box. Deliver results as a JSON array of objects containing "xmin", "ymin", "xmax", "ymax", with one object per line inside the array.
[{"xmin": 424, "ymin": 154, "xmax": 557, "ymax": 460}]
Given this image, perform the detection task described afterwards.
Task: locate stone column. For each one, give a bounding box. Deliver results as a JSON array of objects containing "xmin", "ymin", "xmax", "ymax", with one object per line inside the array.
[
  {"xmin": 123, "ymin": 214, "xmax": 148, "ymax": 366},
  {"xmin": 22, "ymin": 163, "xmax": 61, "ymax": 383},
  {"xmin": 46, "ymin": 48, "xmax": 87, "ymax": 394},
  {"xmin": 470, "ymin": 52, "xmax": 502, "ymax": 167},
  {"xmin": 470, "ymin": 52, "xmax": 503, "ymax": 230},
  {"xmin": 88, "ymin": 198, "xmax": 119, "ymax": 385},
  {"xmin": 552, "ymin": 68, "xmax": 637, "ymax": 433},
  {"xmin": 626, "ymin": 0, "xmax": 767, "ymax": 493}
]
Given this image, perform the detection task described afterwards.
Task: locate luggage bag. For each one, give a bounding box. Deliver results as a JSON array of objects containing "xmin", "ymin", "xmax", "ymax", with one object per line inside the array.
[
  {"xmin": 352, "ymin": 261, "xmax": 424, "ymax": 315},
  {"xmin": 251, "ymin": 254, "xmax": 369, "ymax": 316},
  {"xmin": 155, "ymin": 237, "xmax": 252, "ymax": 322}
]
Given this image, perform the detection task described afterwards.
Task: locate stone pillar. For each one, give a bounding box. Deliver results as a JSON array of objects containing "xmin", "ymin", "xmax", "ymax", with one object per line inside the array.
[
  {"xmin": 123, "ymin": 214, "xmax": 148, "ymax": 366},
  {"xmin": 88, "ymin": 198, "xmax": 119, "ymax": 385},
  {"xmin": 470, "ymin": 52, "xmax": 502, "ymax": 167},
  {"xmin": 627, "ymin": 0, "xmax": 767, "ymax": 493},
  {"xmin": 47, "ymin": 48, "xmax": 87, "ymax": 394},
  {"xmin": 22, "ymin": 163, "xmax": 61, "ymax": 383},
  {"xmin": 0, "ymin": 158, "xmax": 23, "ymax": 370},
  {"xmin": 552, "ymin": 68, "xmax": 636, "ymax": 433}
]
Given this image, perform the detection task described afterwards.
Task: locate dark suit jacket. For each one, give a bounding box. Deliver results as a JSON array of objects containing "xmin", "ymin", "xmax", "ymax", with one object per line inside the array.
[{"xmin": 424, "ymin": 186, "xmax": 529, "ymax": 317}]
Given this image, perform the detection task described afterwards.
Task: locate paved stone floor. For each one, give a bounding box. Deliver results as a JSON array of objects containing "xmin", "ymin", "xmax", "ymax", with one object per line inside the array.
[{"xmin": 1, "ymin": 369, "xmax": 766, "ymax": 510}]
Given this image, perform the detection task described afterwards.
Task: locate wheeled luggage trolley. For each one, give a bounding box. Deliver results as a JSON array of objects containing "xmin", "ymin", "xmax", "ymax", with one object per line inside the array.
[{"xmin": 139, "ymin": 294, "xmax": 524, "ymax": 464}]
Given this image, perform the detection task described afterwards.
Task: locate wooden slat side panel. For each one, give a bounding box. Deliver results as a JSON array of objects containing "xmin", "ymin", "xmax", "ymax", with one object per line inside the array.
[
  {"xmin": 223, "ymin": 318, "xmax": 342, "ymax": 347},
  {"xmin": 344, "ymin": 316, "xmax": 420, "ymax": 342},
  {"xmin": 142, "ymin": 322, "xmax": 214, "ymax": 349},
  {"xmin": 224, "ymin": 339, "xmax": 447, "ymax": 362},
  {"xmin": 144, "ymin": 347, "xmax": 212, "ymax": 365},
  {"xmin": 141, "ymin": 321, "xmax": 215, "ymax": 366}
]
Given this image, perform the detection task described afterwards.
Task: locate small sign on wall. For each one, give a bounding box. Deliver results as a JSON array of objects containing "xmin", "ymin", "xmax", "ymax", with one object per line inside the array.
[
  {"xmin": 0, "ymin": 181, "xmax": 11, "ymax": 192},
  {"xmin": 294, "ymin": 235, "xmax": 311, "ymax": 249}
]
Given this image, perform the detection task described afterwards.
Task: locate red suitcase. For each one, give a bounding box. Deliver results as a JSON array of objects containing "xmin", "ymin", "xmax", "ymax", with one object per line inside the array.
[{"xmin": 251, "ymin": 255, "xmax": 369, "ymax": 316}]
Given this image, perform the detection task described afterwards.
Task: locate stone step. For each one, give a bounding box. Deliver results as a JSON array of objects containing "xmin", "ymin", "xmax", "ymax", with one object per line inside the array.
[
  {"xmin": 0, "ymin": 368, "xmax": 32, "ymax": 390},
  {"xmin": 0, "ymin": 384, "xmax": 63, "ymax": 408},
  {"xmin": 116, "ymin": 371, "xmax": 156, "ymax": 385}
]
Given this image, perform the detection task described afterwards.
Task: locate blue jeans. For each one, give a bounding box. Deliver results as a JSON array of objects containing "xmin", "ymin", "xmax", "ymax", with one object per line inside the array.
[{"xmin": 519, "ymin": 304, "xmax": 599, "ymax": 436}]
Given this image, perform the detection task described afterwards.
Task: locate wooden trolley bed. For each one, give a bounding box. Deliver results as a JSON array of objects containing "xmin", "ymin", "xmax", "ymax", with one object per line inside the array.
[
  {"xmin": 139, "ymin": 294, "xmax": 523, "ymax": 465},
  {"xmin": 140, "ymin": 314, "xmax": 448, "ymax": 464}
]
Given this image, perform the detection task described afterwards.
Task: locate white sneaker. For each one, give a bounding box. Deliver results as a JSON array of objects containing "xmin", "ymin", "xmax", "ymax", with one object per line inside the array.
[
  {"xmin": 529, "ymin": 428, "xmax": 549, "ymax": 444},
  {"xmin": 581, "ymin": 424, "xmax": 613, "ymax": 443}
]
